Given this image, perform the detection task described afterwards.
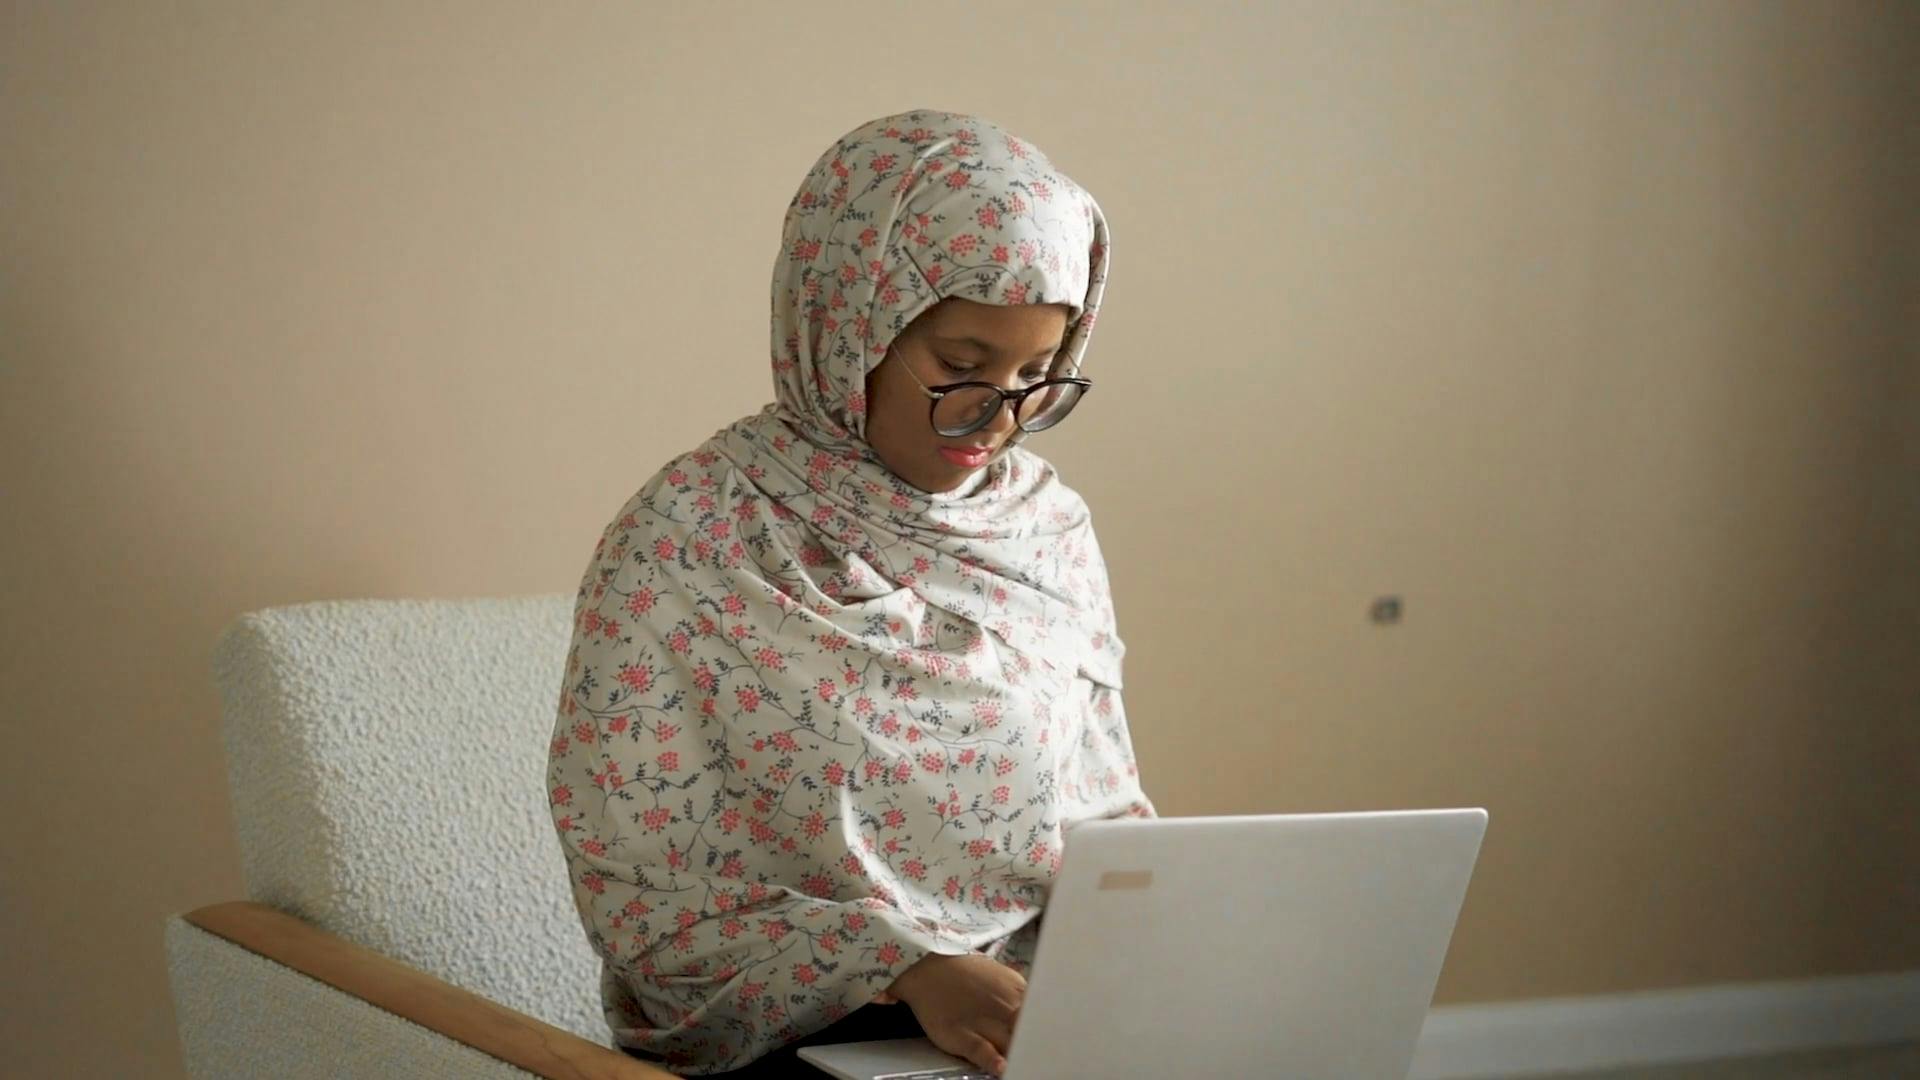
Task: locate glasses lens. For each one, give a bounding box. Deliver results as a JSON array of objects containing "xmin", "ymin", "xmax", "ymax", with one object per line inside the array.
[
  {"xmin": 932, "ymin": 385, "xmax": 1001, "ymax": 436},
  {"xmin": 1015, "ymin": 381, "xmax": 1085, "ymax": 432}
]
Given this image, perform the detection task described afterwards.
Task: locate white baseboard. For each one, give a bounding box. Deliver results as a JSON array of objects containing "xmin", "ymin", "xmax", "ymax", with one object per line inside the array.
[{"xmin": 1408, "ymin": 971, "xmax": 1920, "ymax": 1078}]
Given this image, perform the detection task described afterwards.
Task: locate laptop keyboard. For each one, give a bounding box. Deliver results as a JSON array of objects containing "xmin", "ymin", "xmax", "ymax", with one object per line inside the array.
[{"xmin": 872, "ymin": 1070, "xmax": 1000, "ymax": 1080}]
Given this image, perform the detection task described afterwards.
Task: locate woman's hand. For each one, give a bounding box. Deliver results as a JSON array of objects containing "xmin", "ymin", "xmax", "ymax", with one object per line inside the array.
[{"xmin": 885, "ymin": 951, "xmax": 1026, "ymax": 1074}]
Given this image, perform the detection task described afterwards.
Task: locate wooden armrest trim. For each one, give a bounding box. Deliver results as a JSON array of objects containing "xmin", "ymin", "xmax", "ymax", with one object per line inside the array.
[{"xmin": 183, "ymin": 901, "xmax": 680, "ymax": 1080}]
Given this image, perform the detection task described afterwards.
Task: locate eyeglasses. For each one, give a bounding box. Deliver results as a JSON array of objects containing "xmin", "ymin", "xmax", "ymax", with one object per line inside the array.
[{"xmin": 891, "ymin": 350, "xmax": 1093, "ymax": 438}]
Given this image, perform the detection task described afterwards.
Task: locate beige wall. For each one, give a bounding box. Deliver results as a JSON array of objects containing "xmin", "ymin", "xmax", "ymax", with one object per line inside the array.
[{"xmin": 3, "ymin": 2, "xmax": 1914, "ymax": 1076}]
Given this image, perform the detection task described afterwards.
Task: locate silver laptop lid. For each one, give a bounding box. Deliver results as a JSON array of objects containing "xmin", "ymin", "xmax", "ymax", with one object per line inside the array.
[{"xmin": 1003, "ymin": 808, "xmax": 1487, "ymax": 1079}]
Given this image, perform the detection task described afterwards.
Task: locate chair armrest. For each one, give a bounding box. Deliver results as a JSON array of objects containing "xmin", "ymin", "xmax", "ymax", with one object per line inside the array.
[{"xmin": 183, "ymin": 901, "xmax": 679, "ymax": 1080}]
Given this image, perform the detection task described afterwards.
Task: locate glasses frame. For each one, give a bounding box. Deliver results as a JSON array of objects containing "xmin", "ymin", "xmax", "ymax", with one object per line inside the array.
[{"xmin": 892, "ymin": 351, "xmax": 1094, "ymax": 437}]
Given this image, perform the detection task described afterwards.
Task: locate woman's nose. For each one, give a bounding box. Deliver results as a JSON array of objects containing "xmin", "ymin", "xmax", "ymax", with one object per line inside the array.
[{"xmin": 982, "ymin": 388, "xmax": 1021, "ymax": 438}]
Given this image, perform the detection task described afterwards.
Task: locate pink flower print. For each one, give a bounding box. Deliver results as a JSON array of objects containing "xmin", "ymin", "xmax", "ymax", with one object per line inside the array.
[
  {"xmin": 971, "ymin": 882, "xmax": 988, "ymax": 903},
  {"xmin": 993, "ymin": 755, "xmax": 1016, "ymax": 776},
  {"xmin": 904, "ymin": 727, "xmax": 921, "ymax": 744},
  {"xmin": 892, "ymin": 759, "xmax": 913, "ymax": 783},
  {"xmin": 721, "ymin": 918, "xmax": 747, "ymax": 939},
  {"xmin": 883, "ymin": 808, "xmax": 906, "ymax": 829},
  {"xmin": 580, "ymin": 838, "xmax": 605, "ymax": 856},
  {"xmin": 803, "ymin": 811, "xmax": 827, "ymax": 839},
  {"xmin": 818, "ymin": 931, "xmax": 841, "ymax": 954},
  {"xmin": 762, "ymin": 919, "xmax": 792, "ymax": 942},
  {"xmin": 551, "ymin": 784, "xmax": 572, "ymax": 806},
  {"xmin": 1002, "ymin": 282, "xmax": 1028, "ymax": 305},
  {"xmin": 990, "ymin": 894, "xmax": 1011, "ymax": 912},
  {"xmin": 642, "ymin": 807, "xmax": 671, "ymax": 832},
  {"xmin": 958, "ymin": 748, "xmax": 977, "ymax": 765},
  {"xmin": 1007, "ymin": 193, "xmax": 1027, "ymax": 216},
  {"xmin": 718, "ymin": 808, "xmax": 741, "ymax": 833},
  {"xmin": 1032, "ymin": 180, "xmax": 1052, "ymax": 201},
  {"xmin": 607, "ymin": 716, "xmax": 628, "ymax": 734},
  {"xmin": 991, "ymin": 244, "xmax": 1009, "ymax": 263},
  {"xmin": 878, "ymin": 714, "xmax": 901, "ymax": 736},
  {"xmin": 863, "ymin": 759, "xmax": 885, "ymax": 780},
  {"xmin": 876, "ymin": 941, "xmax": 903, "ymax": 966},
  {"xmin": 573, "ymin": 720, "xmax": 594, "ymax": 743},
  {"xmin": 924, "ymin": 264, "xmax": 943, "ymax": 286},
  {"xmin": 618, "ymin": 664, "xmax": 653, "ymax": 693},
  {"xmin": 802, "ymin": 871, "xmax": 832, "ymax": 896},
  {"xmin": 868, "ymin": 155, "xmax": 895, "ymax": 174},
  {"xmin": 943, "ymin": 876, "xmax": 962, "ymax": 899},
  {"xmin": 823, "ymin": 760, "xmax": 847, "ymax": 786},
  {"xmin": 656, "ymin": 751, "xmax": 679, "ymax": 772},
  {"xmin": 625, "ymin": 588, "xmax": 656, "ymax": 616},
  {"xmin": 1027, "ymin": 842, "xmax": 1051, "ymax": 865},
  {"xmin": 966, "ymin": 838, "xmax": 995, "ymax": 859},
  {"xmin": 756, "ymin": 646, "xmax": 787, "ymax": 671},
  {"xmin": 735, "ymin": 687, "xmax": 761, "ymax": 712},
  {"xmin": 1016, "ymin": 239, "xmax": 1036, "ymax": 266},
  {"xmin": 841, "ymin": 852, "xmax": 866, "ymax": 876},
  {"xmin": 901, "ymin": 858, "xmax": 928, "ymax": 881},
  {"xmin": 771, "ymin": 731, "xmax": 800, "ymax": 753},
  {"xmin": 976, "ymin": 206, "xmax": 1000, "ymax": 230},
  {"xmin": 843, "ymin": 911, "xmax": 868, "ymax": 934},
  {"xmin": 582, "ymin": 871, "xmax": 605, "ymax": 895},
  {"xmin": 692, "ymin": 664, "xmax": 717, "ymax": 692},
  {"xmin": 948, "ymin": 234, "xmax": 978, "ymax": 257},
  {"xmin": 748, "ymin": 817, "xmax": 777, "ymax": 845},
  {"xmin": 719, "ymin": 855, "xmax": 745, "ymax": 878},
  {"xmin": 705, "ymin": 519, "xmax": 731, "ymax": 540},
  {"xmin": 599, "ymin": 617, "xmax": 621, "ymax": 641},
  {"xmin": 555, "ymin": 814, "xmax": 573, "ymax": 831},
  {"xmin": 653, "ymin": 538, "xmax": 677, "ymax": 560},
  {"xmin": 992, "ymin": 785, "xmax": 1010, "ymax": 805},
  {"xmin": 945, "ymin": 169, "xmax": 970, "ymax": 189},
  {"xmin": 722, "ymin": 593, "xmax": 747, "ymax": 616},
  {"xmin": 667, "ymin": 469, "xmax": 687, "ymax": 487},
  {"xmin": 919, "ymin": 751, "xmax": 946, "ymax": 773},
  {"xmin": 667, "ymin": 630, "xmax": 691, "ymax": 655}
]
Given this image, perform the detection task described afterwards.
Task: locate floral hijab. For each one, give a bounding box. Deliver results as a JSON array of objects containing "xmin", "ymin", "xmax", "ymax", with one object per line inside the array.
[{"xmin": 550, "ymin": 109, "xmax": 1153, "ymax": 1074}]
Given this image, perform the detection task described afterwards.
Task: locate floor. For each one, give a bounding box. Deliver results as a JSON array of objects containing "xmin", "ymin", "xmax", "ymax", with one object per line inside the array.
[{"xmin": 1503, "ymin": 1040, "xmax": 1920, "ymax": 1079}]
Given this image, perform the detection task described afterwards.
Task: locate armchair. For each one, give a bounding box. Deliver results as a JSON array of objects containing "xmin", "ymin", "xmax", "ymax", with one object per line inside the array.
[{"xmin": 164, "ymin": 594, "xmax": 677, "ymax": 1078}]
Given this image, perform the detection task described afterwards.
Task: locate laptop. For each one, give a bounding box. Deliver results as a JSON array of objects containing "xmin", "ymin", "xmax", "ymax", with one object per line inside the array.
[{"xmin": 798, "ymin": 808, "xmax": 1488, "ymax": 1079}]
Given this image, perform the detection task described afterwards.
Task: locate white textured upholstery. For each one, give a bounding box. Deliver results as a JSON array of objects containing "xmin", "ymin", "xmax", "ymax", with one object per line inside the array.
[
  {"xmin": 200, "ymin": 594, "xmax": 608, "ymax": 1046},
  {"xmin": 165, "ymin": 915, "xmax": 538, "ymax": 1079}
]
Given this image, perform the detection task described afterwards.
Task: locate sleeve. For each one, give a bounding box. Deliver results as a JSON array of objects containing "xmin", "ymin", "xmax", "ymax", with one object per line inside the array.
[
  {"xmin": 546, "ymin": 515, "xmax": 960, "ymax": 1074},
  {"xmin": 1065, "ymin": 678, "xmax": 1158, "ymax": 821}
]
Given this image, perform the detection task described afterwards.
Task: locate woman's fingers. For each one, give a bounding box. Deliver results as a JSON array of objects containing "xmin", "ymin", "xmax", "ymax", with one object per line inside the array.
[{"xmin": 965, "ymin": 1033, "xmax": 1007, "ymax": 1075}]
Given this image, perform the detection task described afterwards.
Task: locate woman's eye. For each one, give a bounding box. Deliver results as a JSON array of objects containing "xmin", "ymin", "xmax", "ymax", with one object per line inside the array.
[
  {"xmin": 938, "ymin": 358, "xmax": 975, "ymax": 377},
  {"xmin": 1021, "ymin": 370, "xmax": 1047, "ymax": 384}
]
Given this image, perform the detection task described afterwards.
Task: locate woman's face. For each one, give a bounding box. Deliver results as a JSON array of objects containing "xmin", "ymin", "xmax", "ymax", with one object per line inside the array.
[{"xmin": 865, "ymin": 297, "xmax": 1071, "ymax": 494}]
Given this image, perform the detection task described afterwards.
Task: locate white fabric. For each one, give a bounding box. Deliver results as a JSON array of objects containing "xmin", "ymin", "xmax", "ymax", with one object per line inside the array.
[
  {"xmin": 164, "ymin": 916, "xmax": 539, "ymax": 1079},
  {"xmin": 211, "ymin": 593, "xmax": 610, "ymax": 1046}
]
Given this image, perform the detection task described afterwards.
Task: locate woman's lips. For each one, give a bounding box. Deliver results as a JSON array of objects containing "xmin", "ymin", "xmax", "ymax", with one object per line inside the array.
[{"xmin": 939, "ymin": 445, "xmax": 993, "ymax": 468}]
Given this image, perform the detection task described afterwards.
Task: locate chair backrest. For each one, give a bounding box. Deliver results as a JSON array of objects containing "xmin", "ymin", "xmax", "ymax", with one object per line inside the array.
[{"xmin": 212, "ymin": 593, "xmax": 609, "ymax": 1045}]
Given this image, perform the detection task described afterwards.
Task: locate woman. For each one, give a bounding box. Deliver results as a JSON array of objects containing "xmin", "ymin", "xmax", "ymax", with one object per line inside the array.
[{"xmin": 548, "ymin": 108, "xmax": 1155, "ymax": 1078}]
